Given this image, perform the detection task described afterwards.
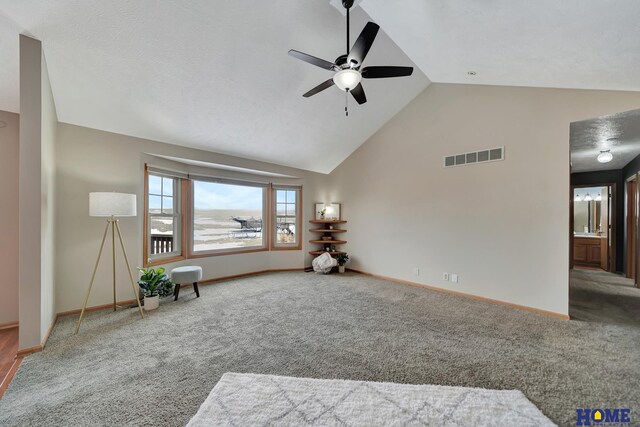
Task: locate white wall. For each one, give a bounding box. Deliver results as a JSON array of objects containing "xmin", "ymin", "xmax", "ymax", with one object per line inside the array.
[
  {"xmin": 40, "ymin": 53, "xmax": 57, "ymax": 339},
  {"xmin": 0, "ymin": 110, "xmax": 19, "ymax": 326},
  {"xmin": 19, "ymin": 35, "xmax": 43, "ymax": 349},
  {"xmin": 55, "ymin": 123, "xmax": 326, "ymax": 313},
  {"xmin": 328, "ymin": 83, "xmax": 640, "ymax": 316},
  {"xmin": 18, "ymin": 35, "xmax": 57, "ymax": 350}
]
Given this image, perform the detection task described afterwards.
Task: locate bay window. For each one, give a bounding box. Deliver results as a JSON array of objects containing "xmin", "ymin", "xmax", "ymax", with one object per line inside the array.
[{"xmin": 144, "ymin": 164, "xmax": 302, "ymax": 262}]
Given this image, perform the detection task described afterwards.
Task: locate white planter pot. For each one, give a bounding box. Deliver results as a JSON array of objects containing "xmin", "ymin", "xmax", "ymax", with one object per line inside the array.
[
  {"xmin": 338, "ymin": 265, "xmax": 346, "ymax": 273},
  {"xmin": 144, "ymin": 295, "xmax": 159, "ymax": 311}
]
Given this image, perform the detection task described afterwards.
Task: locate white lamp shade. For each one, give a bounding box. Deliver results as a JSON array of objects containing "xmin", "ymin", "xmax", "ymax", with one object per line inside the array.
[
  {"xmin": 333, "ymin": 69, "xmax": 362, "ymax": 91},
  {"xmin": 90, "ymin": 192, "xmax": 137, "ymax": 217}
]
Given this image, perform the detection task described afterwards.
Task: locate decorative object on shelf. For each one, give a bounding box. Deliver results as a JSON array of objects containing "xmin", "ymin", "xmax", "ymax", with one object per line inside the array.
[
  {"xmin": 329, "ymin": 225, "xmax": 334, "ymax": 230},
  {"xmin": 315, "ymin": 203, "xmax": 326, "ymax": 220},
  {"xmin": 336, "ymin": 253, "xmax": 349, "ymax": 273},
  {"xmin": 137, "ymin": 261, "xmax": 174, "ymax": 311},
  {"xmin": 327, "ymin": 203, "xmax": 341, "ymax": 220},
  {"xmin": 322, "ymin": 236, "xmax": 332, "ymax": 241},
  {"xmin": 76, "ymin": 192, "xmax": 144, "ymax": 334}
]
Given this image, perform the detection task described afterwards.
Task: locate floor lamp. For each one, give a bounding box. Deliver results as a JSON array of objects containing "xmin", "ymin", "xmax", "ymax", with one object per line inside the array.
[{"xmin": 75, "ymin": 192, "xmax": 144, "ymax": 334}]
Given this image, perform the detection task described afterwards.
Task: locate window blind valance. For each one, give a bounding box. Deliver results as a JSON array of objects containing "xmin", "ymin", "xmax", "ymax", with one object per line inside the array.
[
  {"xmin": 146, "ymin": 165, "xmax": 189, "ymax": 179},
  {"xmin": 188, "ymin": 174, "xmax": 270, "ymax": 188}
]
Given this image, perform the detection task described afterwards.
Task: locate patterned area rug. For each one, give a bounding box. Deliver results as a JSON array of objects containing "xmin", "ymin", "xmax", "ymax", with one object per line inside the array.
[{"xmin": 187, "ymin": 373, "xmax": 555, "ymax": 426}]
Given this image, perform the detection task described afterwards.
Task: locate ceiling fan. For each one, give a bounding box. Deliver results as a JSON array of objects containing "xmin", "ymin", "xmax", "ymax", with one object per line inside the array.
[{"xmin": 288, "ymin": 0, "xmax": 413, "ymax": 115}]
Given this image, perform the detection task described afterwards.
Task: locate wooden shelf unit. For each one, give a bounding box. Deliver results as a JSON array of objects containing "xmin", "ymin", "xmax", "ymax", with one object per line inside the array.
[{"xmin": 308, "ymin": 219, "xmax": 347, "ymax": 256}]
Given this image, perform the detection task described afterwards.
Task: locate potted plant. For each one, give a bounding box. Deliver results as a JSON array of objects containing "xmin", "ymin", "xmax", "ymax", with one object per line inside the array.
[
  {"xmin": 336, "ymin": 253, "xmax": 349, "ymax": 273},
  {"xmin": 137, "ymin": 261, "xmax": 174, "ymax": 311},
  {"xmin": 319, "ymin": 207, "xmax": 327, "ymax": 220}
]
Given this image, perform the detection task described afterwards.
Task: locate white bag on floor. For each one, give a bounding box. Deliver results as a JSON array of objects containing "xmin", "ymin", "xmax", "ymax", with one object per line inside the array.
[{"xmin": 312, "ymin": 252, "xmax": 337, "ymax": 274}]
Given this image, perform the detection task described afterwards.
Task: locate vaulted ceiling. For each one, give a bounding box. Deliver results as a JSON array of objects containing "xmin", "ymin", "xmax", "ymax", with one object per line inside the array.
[{"xmin": 1, "ymin": 1, "xmax": 639, "ymax": 173}]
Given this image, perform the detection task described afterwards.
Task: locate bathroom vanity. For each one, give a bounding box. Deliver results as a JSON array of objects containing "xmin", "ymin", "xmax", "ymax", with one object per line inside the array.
[{"xmin": 573, "ymin": 235, "xmax": 607, "ymax": 269}]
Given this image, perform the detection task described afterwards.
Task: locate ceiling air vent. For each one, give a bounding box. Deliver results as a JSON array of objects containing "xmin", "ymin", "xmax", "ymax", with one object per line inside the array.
[{"xmin": 444, "ymin": 147, "xmax": 504, "ymax": 168}]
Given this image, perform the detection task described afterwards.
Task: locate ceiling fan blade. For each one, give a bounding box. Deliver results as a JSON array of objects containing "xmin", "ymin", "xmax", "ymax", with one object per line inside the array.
[
  {"xmin": 350, "ymin": 83, "xmax": 367, "ymax": 105},
  {"xmin": 288, "ymin": 50, "xmax": 335, "ymax": 71},
  {"xmin": 362, "ymin": 66, "xmax": 414, "ymax": 79},
  {"xmin": 347, "ymin": 22, "xmax": 380, "ymax": 66},
  {"xmin": 303, "ymin": 79, "xmax": 335, "ymax": 98}
]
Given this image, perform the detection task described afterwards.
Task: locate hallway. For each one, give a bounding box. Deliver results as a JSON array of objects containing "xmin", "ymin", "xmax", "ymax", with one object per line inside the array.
[{"xmin": 570, "ymin": 268, "xmax": 640, "ymax": 326}]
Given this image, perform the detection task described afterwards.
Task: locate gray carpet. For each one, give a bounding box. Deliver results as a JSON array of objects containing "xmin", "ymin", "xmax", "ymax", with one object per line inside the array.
[
  {"xmin": 1, "ymin": 271, "xmax": 639, "ymax": 426},
  {"xmin": 570, "ymin": 268, "xmax": 640, "ymax": 326},
  {"xmin": 187, "ymin": 373, "xmax": 554, "ymax": 426}
]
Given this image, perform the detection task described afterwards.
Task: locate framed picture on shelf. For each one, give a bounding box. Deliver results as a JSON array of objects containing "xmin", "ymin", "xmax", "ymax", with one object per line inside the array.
[
  {"xmin": 327, "ymin": 203, "xmax": 341, "ymax": 220},
  {"xmin": 315, "ymin": 203, "xmax": 326, "ymax": 220}
]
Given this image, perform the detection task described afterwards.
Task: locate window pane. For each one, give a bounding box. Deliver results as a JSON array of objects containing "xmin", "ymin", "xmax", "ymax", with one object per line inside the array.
[
  {"xmin": 149, "ymin": 175, "xmax": 162, "ymax": 195},
  {"xmin": 149, "ymin": 195, "xmax": 162, "ymax": 213},
  {"xmin": 162, "ymin": 196, "xmax": 173, "ymax": 214},
  {"xmin": 163, "ymin": 177, "xmax": 173, "ymax": 196},
  {"xmin": 275, "ymin": 189, "xmax": 298, "ymax": 245},
  {"xmin": 150, "ymin": 217, "xmax": 175, "ymax": 255},
  {"xmin": 276, "ymin": 216, "xmax": 296, "ymax": 244},
  {"xmin": 193, "ymin": 181, "xmax": 264, "ymax": 252}
]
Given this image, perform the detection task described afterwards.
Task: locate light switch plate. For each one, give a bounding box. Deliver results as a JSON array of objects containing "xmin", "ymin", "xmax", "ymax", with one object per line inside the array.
[
  {"xmin": 451, "ymin": 274, "xmax": 459, "ymax": 283},
  {"xmin": 443, "ymin": 273, "xmax": 449, "ymax": 281}
]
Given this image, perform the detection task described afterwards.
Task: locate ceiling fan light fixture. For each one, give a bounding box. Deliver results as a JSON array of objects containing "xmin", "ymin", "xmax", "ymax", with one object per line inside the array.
[
  {"xmin": 597, "ymin": 150, "xmax": 613, "ymax": 163},
  {"xmin": 333, "ymin": 69, "xmax": 361, "ymax": 91}
]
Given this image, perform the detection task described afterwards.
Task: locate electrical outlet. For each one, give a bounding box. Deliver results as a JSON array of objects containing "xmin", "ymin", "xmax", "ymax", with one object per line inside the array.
[
  {"xmin": 413, "ymin": 267, "xmax": 420, "ymax": 276},
  {"xmin": 451, "ymin": 274, "xmax": 459, "ymax": 283},
  {"xmin": 443, "ymin": 273, "xmax": 449, "ymax": 281}
]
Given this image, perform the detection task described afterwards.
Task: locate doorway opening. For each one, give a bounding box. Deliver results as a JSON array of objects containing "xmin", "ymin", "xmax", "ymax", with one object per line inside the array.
[{"xmin": 571, "ymin": 185, "xmax": 614, "ymax": 272}]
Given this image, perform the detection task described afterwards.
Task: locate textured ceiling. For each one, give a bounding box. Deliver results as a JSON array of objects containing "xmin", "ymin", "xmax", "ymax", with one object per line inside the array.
[
  {"xmin": 0, "ymin": 0, "xmax": 429, "ymax": 173},
  {"xmin": 570, "ymin": 109, "xmax": 640, "ymax": 173},
  {"xmin": 361, "ymin": 0, "xmax": 640, "ymax": 91}
]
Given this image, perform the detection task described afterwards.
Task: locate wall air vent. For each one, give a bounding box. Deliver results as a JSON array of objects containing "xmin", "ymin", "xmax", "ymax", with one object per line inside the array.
[{"xmin": 444, "ymin": 147, "xmax": 504, "ymax": 168}]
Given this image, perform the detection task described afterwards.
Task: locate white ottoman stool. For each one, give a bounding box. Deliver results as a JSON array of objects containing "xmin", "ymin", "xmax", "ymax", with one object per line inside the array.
[{"xmin": 171, "ymin": 266, "xmax": 202, "ymax": 301}]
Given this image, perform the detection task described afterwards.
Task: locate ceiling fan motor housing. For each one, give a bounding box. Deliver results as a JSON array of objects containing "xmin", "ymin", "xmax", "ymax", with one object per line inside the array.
[{"xmin": 342, "ymin": 0, "xmax": 355, "ymax": 9}]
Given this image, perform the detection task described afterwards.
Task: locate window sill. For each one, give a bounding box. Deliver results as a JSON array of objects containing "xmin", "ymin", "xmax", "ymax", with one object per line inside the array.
[
  {"xmin": 271, "ymin": 245, "xmax": 302, "ymax": 251},
  {"xmin": 149, "ymin": 255, "xmax": 185, "ymax": 266},
  {"xmin": 188, "ymin": 247, "xmax": 269, "ymax": 258}
]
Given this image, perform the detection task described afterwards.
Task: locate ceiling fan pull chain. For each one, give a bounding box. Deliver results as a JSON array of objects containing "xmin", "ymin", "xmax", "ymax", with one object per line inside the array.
[{"xmin": 345, "ymin": 90, "xmax": 349, "ymax": 116}]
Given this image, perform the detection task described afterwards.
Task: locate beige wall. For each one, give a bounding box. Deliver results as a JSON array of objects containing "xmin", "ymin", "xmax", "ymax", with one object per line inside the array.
[
  {"xmin": 328, "ymin": 83, "xmax": 640, "ymax": 316},
  {"xmin": 18, "ymin": 35, "xmax": 58, "ymax": 350},
  {"xmin": 41, "ymin": 53, "xmax": 57, "ymax": 339},
  {"xmin": 19, "ymin": 35, "xmax": 43, "ymax": 349},
  {"xmin": 0, "ymin": 110, "xmax": 19, "ymax": 326},
  {"xmin": 55, "ymin": 123, "xmax": 326, "ymax": 313}
]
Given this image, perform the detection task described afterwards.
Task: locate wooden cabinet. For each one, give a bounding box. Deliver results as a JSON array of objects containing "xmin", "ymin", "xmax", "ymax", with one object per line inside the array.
[
  {"xmin": 573, "ymin": 236, "xmax": 603, "ymax": 267},
  {"xmin": 309, "ymin": 220, "xmax": 346, "ymax": 256}
]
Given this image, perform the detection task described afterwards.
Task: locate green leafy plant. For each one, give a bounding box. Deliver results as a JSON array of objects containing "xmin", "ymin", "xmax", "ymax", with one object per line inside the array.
[
  {"xmin": 320, "ymin": 207, "xmax": 327, "ymax": 218},
  {"xmin": 336, "ymin": 253, "xmax": 349, "ymax": 266},
  {"xmin": 137, "ymin": 261, "xmax": 174, "ymax": 298}
]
